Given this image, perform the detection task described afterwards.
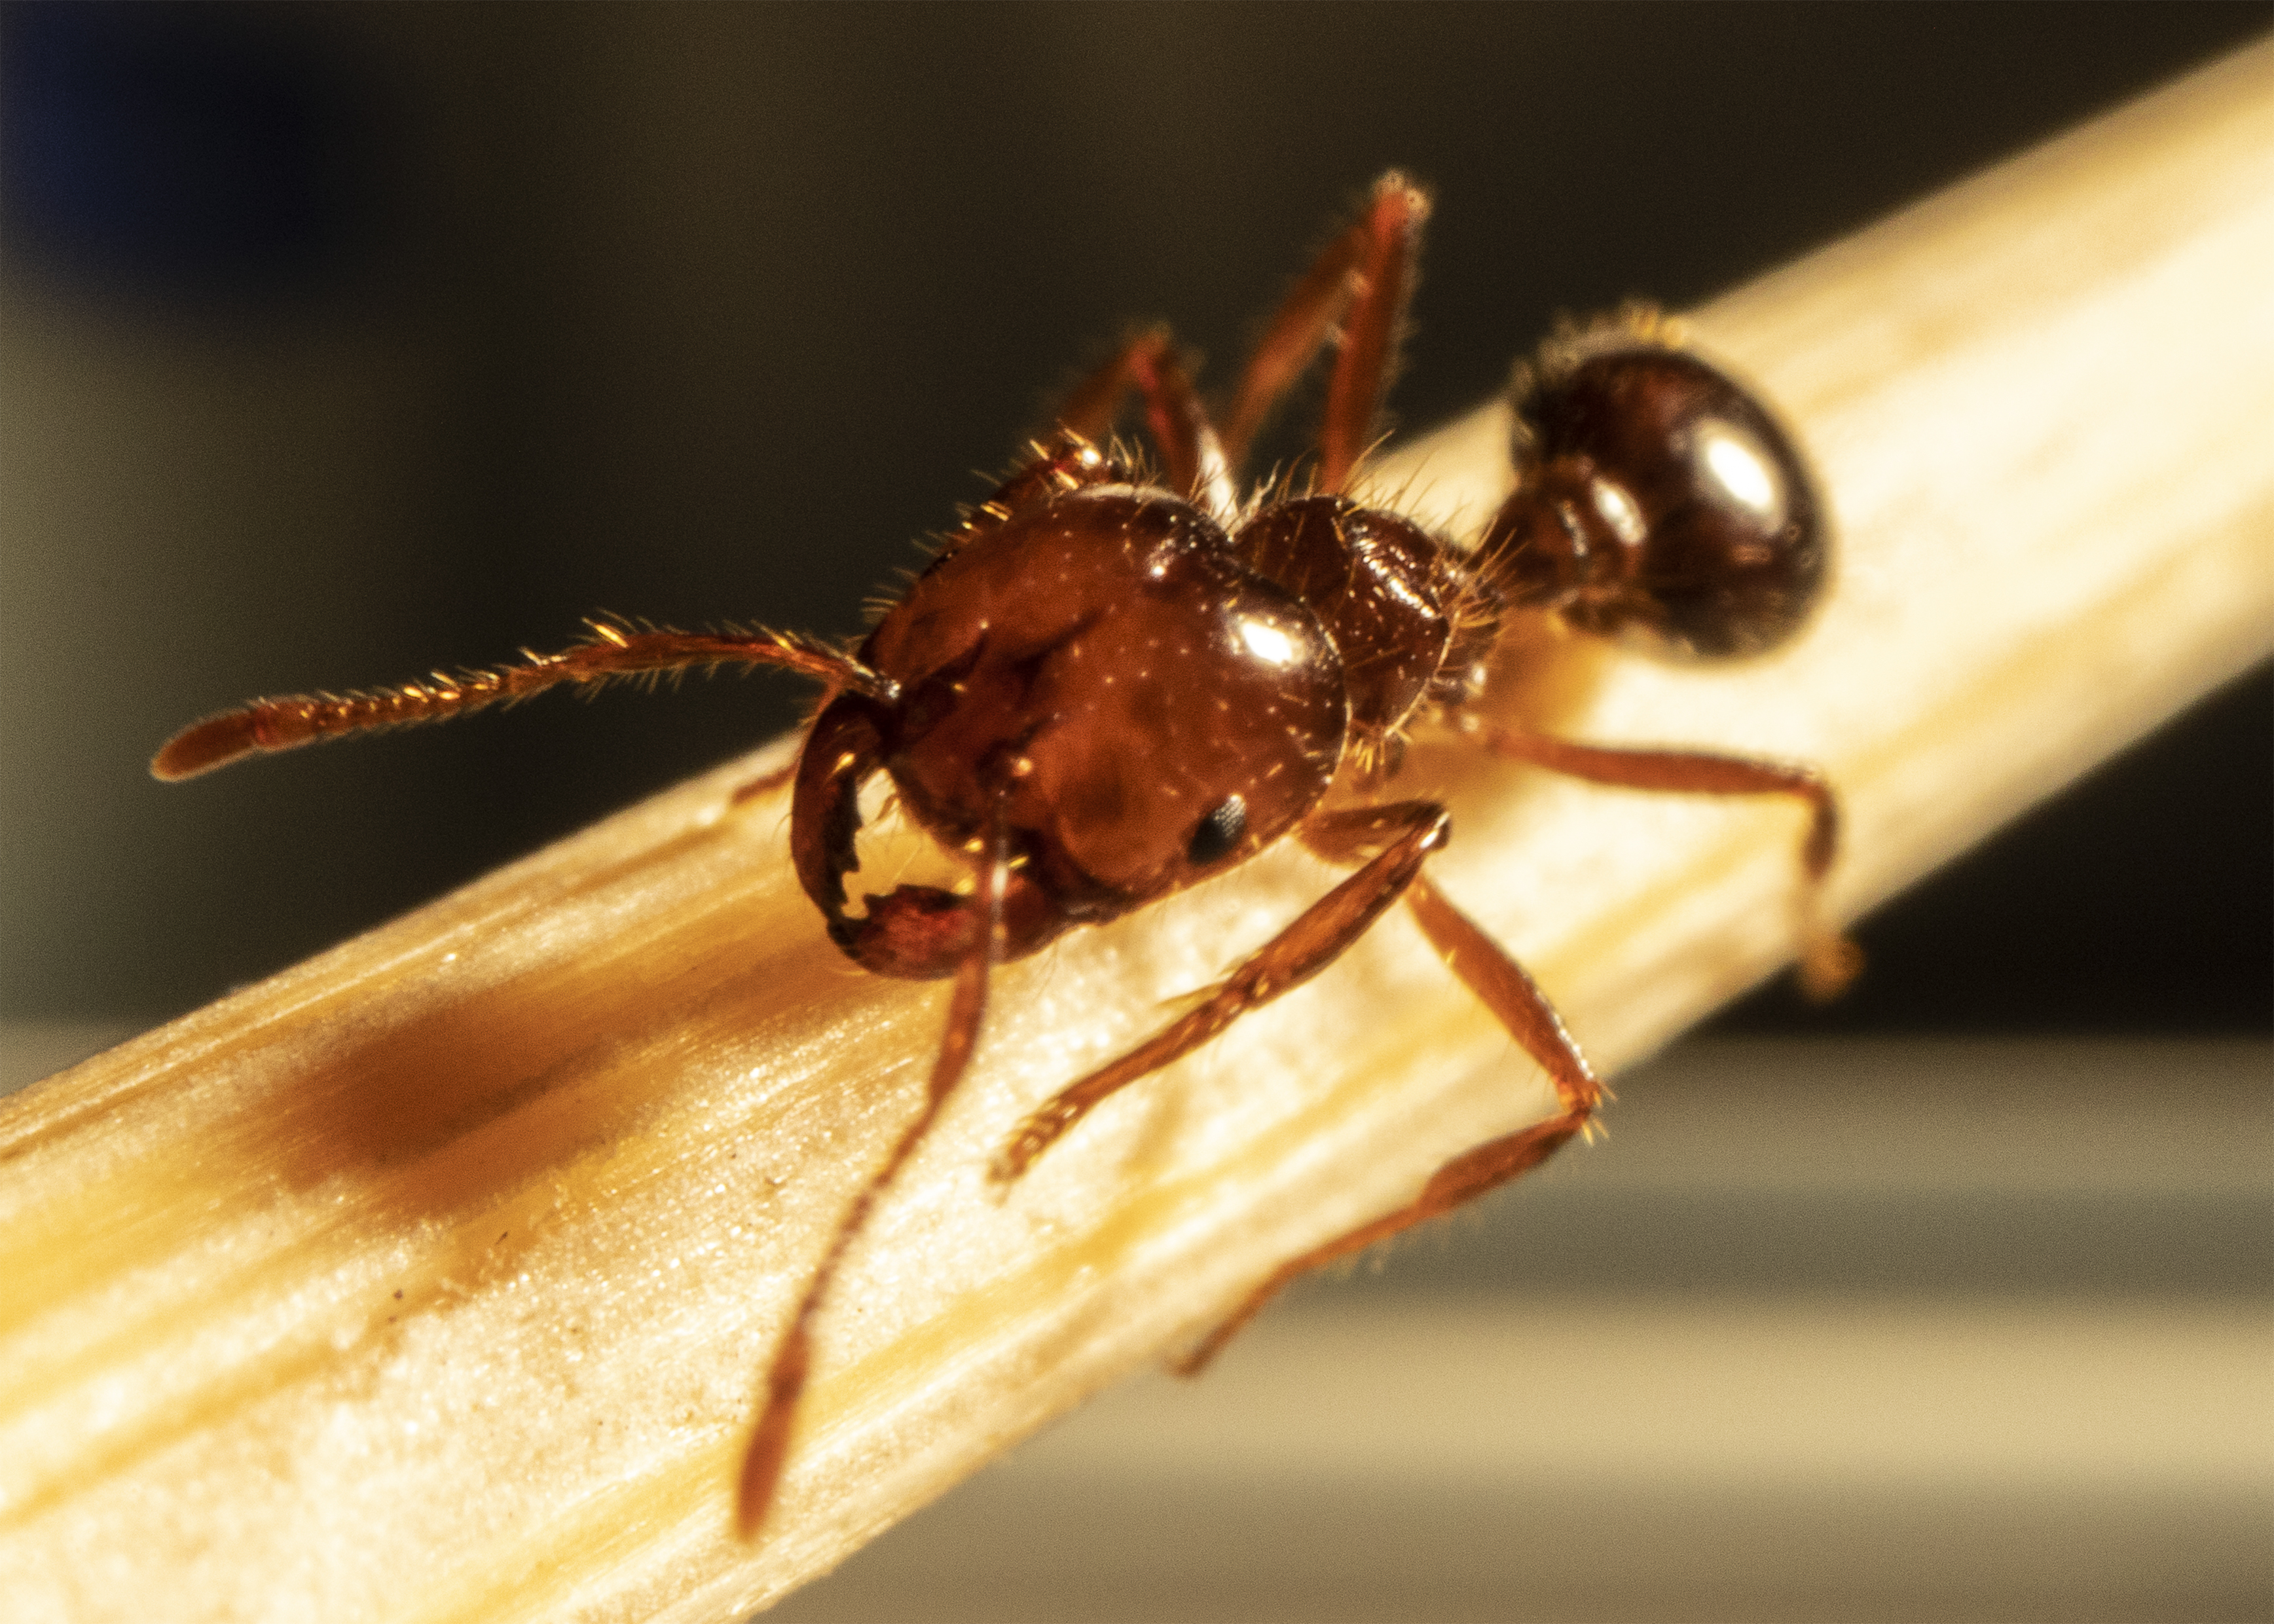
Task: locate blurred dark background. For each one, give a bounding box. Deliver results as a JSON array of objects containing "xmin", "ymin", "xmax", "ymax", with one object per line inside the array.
[{"xmin": 3, "ymin": 2, "xmax": 2267, "ymax": 1032}]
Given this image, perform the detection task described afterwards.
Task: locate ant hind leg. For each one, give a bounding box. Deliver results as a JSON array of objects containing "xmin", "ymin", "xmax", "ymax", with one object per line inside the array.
[{"xmin": 1465, "ymin": 719, "xmax": 1861, "ymax": 997}]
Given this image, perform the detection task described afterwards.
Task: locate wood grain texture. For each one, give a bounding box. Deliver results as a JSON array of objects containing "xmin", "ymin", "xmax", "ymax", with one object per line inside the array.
[{"xmin": 4, "ymin": 40, "xmax": 2271, "ymax": 1623}]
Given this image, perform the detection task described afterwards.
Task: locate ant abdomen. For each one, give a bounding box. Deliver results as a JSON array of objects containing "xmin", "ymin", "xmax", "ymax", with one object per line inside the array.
[{"xmin": 1481, "ymin": 334, "xmax": 1826, "ymax": 659}]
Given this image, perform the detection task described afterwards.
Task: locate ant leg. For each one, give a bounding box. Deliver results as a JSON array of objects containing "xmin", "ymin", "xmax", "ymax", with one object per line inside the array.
[
  {"xmin": 1054, "ymin": 328, "xmax": 1236, "ymax": 520},
  {"xmin": 989, "ymin": 800, "xmax": 1452, "ymax": 1183},
  {"xmin": 151, "ymin": 621, "xmax": 896, "ymax": 782},
  {"xmin": 1301, "ymin": 812, "xmax": 1598, "ymax": 1112},
  {"xmin": 729, "ymin": 692, "xmax": 846, "ymax": 808},
  {"xmin": 1317, "ymin": 177, "xmax": 1428, "ymax": 494},
  {"xmin": 732, "ymin": 750, "xmax": 814, "ymax": 805},
  {"xmin": 736, "ymin": 798, "xmax": 1012, "ymax": 1539},
  {"xmin": 1222, "ymin": 173, "xmax": 1430, "ymax": 491},
  {"xmin": 1169, "ymin": 841, "xmax": 1604, "ymax": 1375},
  {"xmin": 1177, "ymin": 870, "xmax": 1600, "ymax": 1372},
  {"xmin": 1466, "ymin": 718, "xmax": 1862, "ymax": 997},
  {"xmin": 728, "ymin": 755, "xmax": 806, "ymax": 807}
]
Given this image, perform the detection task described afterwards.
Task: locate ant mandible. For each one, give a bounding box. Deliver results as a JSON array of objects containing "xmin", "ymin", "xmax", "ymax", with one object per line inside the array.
[{"xmin": 153, "ymin": 172, "xmax": 1854, "ymax": 1538}]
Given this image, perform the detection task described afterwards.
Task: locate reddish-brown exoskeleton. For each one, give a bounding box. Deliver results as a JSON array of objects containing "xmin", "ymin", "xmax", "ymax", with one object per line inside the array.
[{"xmin": 154, "ymin": 173, "xmax": 1852, "ymax": 1538}]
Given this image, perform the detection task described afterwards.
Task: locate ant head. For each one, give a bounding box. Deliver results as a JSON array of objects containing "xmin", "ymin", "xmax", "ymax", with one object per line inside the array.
[
  {"xmin": 852, "ymin": 489, "xmax": 1349, "ymax": 921},
  {"xmin": 1480, "ymin": 313, "xmax": 1827, "ymax": 659}
]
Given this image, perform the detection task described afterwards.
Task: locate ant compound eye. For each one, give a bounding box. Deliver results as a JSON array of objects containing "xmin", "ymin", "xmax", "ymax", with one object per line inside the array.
[{"xmin": 1185, "ymin": 794, "xmax": 1248, "ymax": 866}]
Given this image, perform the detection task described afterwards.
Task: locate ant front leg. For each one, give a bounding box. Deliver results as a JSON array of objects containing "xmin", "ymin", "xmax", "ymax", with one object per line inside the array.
[
  {"xmin": 728, "ymin": 684, "xmax": 858, "ymax": 809},
  {"xmin": 1054, "ymin": 327, "xmax": 1236, "ymax": 521},
  {"xmin": 1465, "ymin": 718, "xmax": 1861, "ymax": 997},
  {"xmin": 736, "ymin": 796, "xmax": 1014, "ymax": 1539},
  {"xmin": 1167, "ymin": 813, "xmax": 1605, "ymax": 1375},
  {"xmin": 990, "ymin": 799, "xmax": 1453, "ymax": 1183},
  {"xmin": 727, "ymin": 750, "xmax": 809, "ymax": 807}
]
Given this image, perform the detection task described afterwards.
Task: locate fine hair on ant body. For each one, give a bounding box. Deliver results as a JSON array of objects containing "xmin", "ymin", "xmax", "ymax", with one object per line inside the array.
[{"xmin": 155, "ymin": 172, "xmax": 1854, "ymax": 1538}]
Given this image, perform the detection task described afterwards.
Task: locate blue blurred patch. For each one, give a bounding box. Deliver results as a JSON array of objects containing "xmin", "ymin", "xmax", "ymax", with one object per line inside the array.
[{"xmin": 1, "ymin": 2, "xmax": 373, "ymax": 299}]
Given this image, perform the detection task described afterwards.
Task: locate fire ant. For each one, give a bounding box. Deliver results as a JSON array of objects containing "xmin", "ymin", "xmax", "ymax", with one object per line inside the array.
[{"xmin": 153, "ymin": 173, "xmax": 1853, "ymax": 1538}]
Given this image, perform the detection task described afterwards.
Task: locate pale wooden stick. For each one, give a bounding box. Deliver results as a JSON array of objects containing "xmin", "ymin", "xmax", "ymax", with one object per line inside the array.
[{"xmin": 5, "ymin": 43, "xmax": 2273, "ymax": 1623}]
